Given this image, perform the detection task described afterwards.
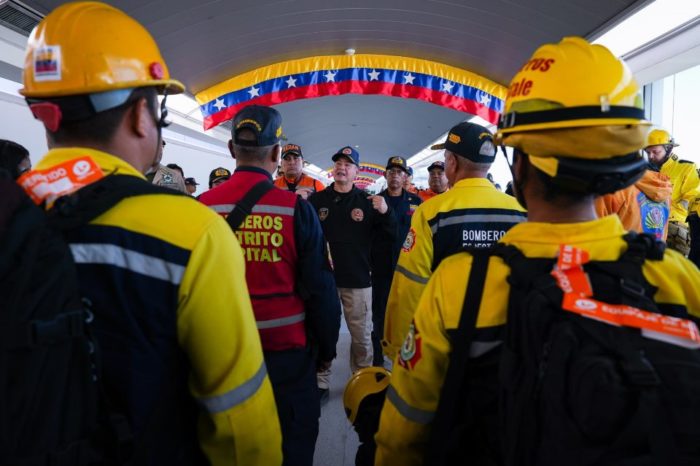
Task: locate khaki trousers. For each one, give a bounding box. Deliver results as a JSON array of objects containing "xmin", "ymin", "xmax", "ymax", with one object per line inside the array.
[
  {"xmin": 338, "ymin": 287, "xmax": 374, "ymax": 373},
  {"xmin": 317, "ymin": 287, "xmax": 373, "ymax": 390}
]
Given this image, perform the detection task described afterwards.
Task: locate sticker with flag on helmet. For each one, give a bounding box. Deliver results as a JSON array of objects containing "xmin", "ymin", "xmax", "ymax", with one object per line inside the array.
[{"xmin": 33, "ymin": 46, "xmax": 61, "ymax": 82}]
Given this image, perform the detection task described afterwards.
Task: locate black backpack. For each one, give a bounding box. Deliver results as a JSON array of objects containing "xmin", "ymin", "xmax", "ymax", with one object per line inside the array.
[
  {"xmin": 0, "ymin": 171, "xmax": 182, "ymax": 465},
  {"xmin": 427, "ymin": 233, "xmax": 700, "ymax": 466}
]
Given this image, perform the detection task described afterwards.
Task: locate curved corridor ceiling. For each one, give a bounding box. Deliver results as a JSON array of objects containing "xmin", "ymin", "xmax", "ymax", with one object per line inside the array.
[{"xmin": 22, "ymin": 0, "xmax": 648, "ymax": 168}]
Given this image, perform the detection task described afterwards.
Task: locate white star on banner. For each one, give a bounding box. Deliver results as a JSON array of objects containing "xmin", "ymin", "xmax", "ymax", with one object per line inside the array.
[
  {"xmin": 324, "ymin": 70, "xmax": 337, "ymax": 82},
  {"xmin": 285, "ymin": 76, "xmax": 297, "ymax": 88},
  {"xmin": 476, "ymin": 91, "xmax": 491, "ymax": 106},
  {"xmin": 368, "ymin": 69, "xmax": 380, "ymax": 81},
  {"xmin": 213, "ymin": 98, "xmax": 225, "ymax": 111},
  {"xmin": 403, "ymin": 73, "xmax": 415, "ymax": 85},
  {"xmin": 441, "ymin": 81, "xmax": 454, "ymax": 93},
  {"xmin": 248, "ymin": 86, "xmax": 260, "ymax": 98}
]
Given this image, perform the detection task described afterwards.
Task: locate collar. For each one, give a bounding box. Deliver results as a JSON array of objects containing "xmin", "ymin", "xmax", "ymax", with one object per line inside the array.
[
  {"xmin": 234, "ymin": 165, "xmax": 273, "ymax": 181},
  {"xmin": 284, "ymin": 173, "xmax": 305, "ymax": 185},
  {"xmin": 502, "ymin": 215, "xmax": 625, "ymax": 246},
  {"xmin": 381, "ymin": 188, "xmax": 407, "ymax": 199},
  {"xmin": 452, "ymin": 177, "xmax": 494, "ymax": 189},
  {"xmin": 331, "ymin": 182, "xmax": 358, "ymax": 195},
  {"xmin": 36, "ymin": 147, "xmax": 146, "ymax": 179}
]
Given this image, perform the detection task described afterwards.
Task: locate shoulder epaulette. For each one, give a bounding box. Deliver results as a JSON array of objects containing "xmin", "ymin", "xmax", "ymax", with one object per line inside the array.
[{"xmin": 678, "ymin": 159, "xmax": 694, "ymax": 164}]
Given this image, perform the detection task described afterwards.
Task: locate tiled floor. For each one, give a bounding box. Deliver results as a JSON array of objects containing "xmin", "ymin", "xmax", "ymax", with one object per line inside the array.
[{"xmin": 313, "ymin": 327, "xmax": 360, "ymax": 466}]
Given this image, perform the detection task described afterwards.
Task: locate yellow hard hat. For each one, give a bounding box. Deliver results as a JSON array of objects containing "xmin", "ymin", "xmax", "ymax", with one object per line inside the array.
[
  {"xmin": 646, "ymin": 129, "xmax": 679, "ymax": 148},
  {"xmin": 496, "ymin": 37, "xmax": 650, "ymax": 195},
  {"xmin": 20, "ymin": 1, "xmax": 184, "ymax": 98},
  {"xmin": 343, "ymin": 367, "xmax": 390, "ymax": 424},
  {"xmin": 497, "ymin": 37, "xmax": 648, "ymax": 137}
]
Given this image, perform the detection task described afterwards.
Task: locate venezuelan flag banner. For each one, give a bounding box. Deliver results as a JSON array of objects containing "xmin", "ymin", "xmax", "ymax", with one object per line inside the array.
[
  {"xmin": 326, "ymin": 163, "xmax": 398, "ymax": 190},
  {"xmin": 196, "ymin": 54, "xmax": 507, "ymax": 130}
]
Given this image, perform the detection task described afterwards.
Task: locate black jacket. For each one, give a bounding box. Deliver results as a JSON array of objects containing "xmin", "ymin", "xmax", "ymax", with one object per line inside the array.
[
  {"xmin": 309, "ymin": 184, "xmax": 397, "ymax": 288},
  {"xmin": 372, "ymin": 188, "xmax": 422, "ymax": 278}
]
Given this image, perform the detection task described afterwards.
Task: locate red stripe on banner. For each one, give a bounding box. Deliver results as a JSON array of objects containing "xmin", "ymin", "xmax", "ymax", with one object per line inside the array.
[{"xmin": 203, "ymin": 80, "xmax": 500, "ymax": 130}]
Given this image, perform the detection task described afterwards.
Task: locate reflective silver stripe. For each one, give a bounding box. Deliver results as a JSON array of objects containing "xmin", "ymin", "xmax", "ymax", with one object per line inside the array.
[
  {"xmin": 210, "ymin": 204, "xmax": 234, "ymax": 214},
  {"xmin": 197, "ymin": 362, "xmax": 267, "ymax": 414},
  {"xmin": 252, "ymin": 204, "xmax": 295, "ymax": 216},
  {"xmin": 208, "ymin": 204, "xmax": 294, "ymax": 216},
  {"xmin": 469, "ymin": 340, "xmax": 502, "ymax": 358},
  {"xmin": 256, "ymin": 312, "xmax": 306, "ymax": 330},
  {"xmin": 430, "ymin": 214, "xmax": 525, "ymax": 234},
  {"xmin": 386, "ymin": 385, "xmax": 435, "ymax": 424},
  {"xmin": 70, "ymin": 243, "xmax": 185, "ymax": 285},
  {"xmin": 395, "ymin": 264, "xmax": 429, "ymax": 284}
]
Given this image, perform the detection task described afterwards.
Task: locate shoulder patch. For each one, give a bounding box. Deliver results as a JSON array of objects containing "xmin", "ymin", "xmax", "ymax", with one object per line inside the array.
[
  {"xmin": 402, "ymin": 227, "xmax": 417, "ymax": 252},
  {"xmin": 398, "ymin": 322, "xmax": 422, "ymax": 370}
]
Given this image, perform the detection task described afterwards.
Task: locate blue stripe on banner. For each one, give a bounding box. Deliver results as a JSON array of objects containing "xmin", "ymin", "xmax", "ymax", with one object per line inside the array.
[{"xmin": 200, "ymin": 67, "xmax": 504, "ymax": 117}]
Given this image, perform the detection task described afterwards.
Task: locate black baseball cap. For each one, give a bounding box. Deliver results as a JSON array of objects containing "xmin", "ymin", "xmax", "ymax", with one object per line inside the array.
[
  {"xmin": 209, "ymin": 167, "xmax": 231, "ymax": 184},
  {"xmin": 282, "ymin": 144, "xmax": 303, "ymax": 158},
  {"xmin": 184, "ymin": 177, "xmax": 199, "ymax": 186},
  {"xmin": 385, "ymin": 156, "xmax": 409, "ymax": 173},
  {"xmin": 232, "ymin": 105, "xmax": 283, "ymax": 147},
  {"xmin": 332, "ymin": 146, "xmax": 360, "ymax": 166},
  {"xmin": 431, "ymin": 122, "xmax": 496, "ymax": 163},
  {"xmin": 427, "ymin": 160, "xmax": 445, "ymax": 172}
]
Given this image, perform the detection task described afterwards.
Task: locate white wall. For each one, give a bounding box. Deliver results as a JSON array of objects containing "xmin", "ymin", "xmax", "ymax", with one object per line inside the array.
[
  {"xmin": 646, "ymin": 64, "xmax": 700, "ymax": 165},
  {"xmin": 0, "ymin": 92, "xmax": 234, "ymax": 197},
  {"xmin": 0, "ymin": 92, "xmax": 49, "ymax": 163},
  {"xmin": 160, "ymin": 129, "xmax": 233, "ymax": 197}
]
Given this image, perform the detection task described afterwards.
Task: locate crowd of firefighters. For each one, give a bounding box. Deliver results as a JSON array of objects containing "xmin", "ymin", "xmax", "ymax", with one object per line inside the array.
[{"xmin": 3, "ymin": 2, "xmax": 700, "ymax": 466}]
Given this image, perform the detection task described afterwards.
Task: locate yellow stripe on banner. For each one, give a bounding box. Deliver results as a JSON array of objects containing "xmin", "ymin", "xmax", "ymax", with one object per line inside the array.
[
  {"xmin": 360, "ymin": 162, "xmax": 389, "ymax": 171},
  {"xmin": 195, "ymin": 54, "xmax": 507, "ymax": 105}
]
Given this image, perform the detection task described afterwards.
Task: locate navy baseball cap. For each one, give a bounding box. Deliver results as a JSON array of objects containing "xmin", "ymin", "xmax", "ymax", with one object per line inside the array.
[
  {"xmin": 332, "ymin": 146, "xmax": 360, "ymax": 166},
  {"xmin": 431, "ymin": 122, "xmax": 496, "ymax": 163},
  {"xmin": 184, "ymin": 177, "xmax": 199, "ymax": 186},
  {"xmin": 386, "ymin": 156, "xmax": 409, "ymax": 173},
  {"xmin": 232, "ymin": 105, "xmax": 283, "ymax": 147},
  {"xmin": 427, "ymin": 160, "xmax": 445, "ymax": 172}
]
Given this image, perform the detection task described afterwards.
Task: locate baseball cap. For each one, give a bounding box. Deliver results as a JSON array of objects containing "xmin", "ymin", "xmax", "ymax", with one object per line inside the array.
[
  {"xmin": 332, "ymin": 146, "xmax": 360, "ymax": 166},
  {"xmin": 209, "ymin": 167, "xmax": 231, "ymax": 184},
  {"xmin": 232, "ymin": 105, "xmax": 283, "ymax": 147},
  {"xmin": 407, "ymin": 166, "xmax": 413, "ymax": 177},
  {"xmin": 431, "ymin": 122, "xmax": 497, "ymax": 163},
  {"xmin": 385, "ymin": 156, "xmax": 409, "ymax": 173},
  {"xmin": 282, "ymin": 143, "xmax": 303, "ymax": 159},
  {"xmin": 184, "ymin": 177, "xmax": 199, "ymax": 186},
  {"xmin": 427, "ymin": 161, "xmax": 445, "ymax": 172}
]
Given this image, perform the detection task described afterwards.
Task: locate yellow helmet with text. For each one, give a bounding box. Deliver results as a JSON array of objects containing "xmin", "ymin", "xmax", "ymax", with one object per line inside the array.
[
  {"xmin": 496, "ymin": 37, "xmax": 650, "ymax": 195},
  {"xmin": 20, "ymin": 1, "xmax": 184, "ymax": 98},
  {"xmin": 343, "ymin": 367, "xmax": 390, "ymax": 424}
]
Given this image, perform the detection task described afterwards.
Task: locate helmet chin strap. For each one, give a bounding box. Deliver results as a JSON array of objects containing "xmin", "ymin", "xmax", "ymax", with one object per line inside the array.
[
  {"xmin": 500, "ymin": 145, "xmax": 528, "ymax": 209},
  {"xmin": 152, "ymin": 90, "xmax": 171, "ymax": 169}
]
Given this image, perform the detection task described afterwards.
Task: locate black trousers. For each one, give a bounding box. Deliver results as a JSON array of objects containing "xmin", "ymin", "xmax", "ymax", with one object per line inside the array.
[
  {"xmin": 265, "ymin": 349, "xmax": 321, "ymax": 466},
  {"xmin": 689, "ymin": 214, "xmax": 700, "ymax": 268},
  {"xmin": 371, "ymin": 274, "xmax": 392, "ymax": 366}
]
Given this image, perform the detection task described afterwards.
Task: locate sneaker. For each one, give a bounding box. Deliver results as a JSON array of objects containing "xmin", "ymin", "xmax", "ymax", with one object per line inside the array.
[{"xmin": 319, "ymin": 387, "xmax": 329, "ymax": 406}]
